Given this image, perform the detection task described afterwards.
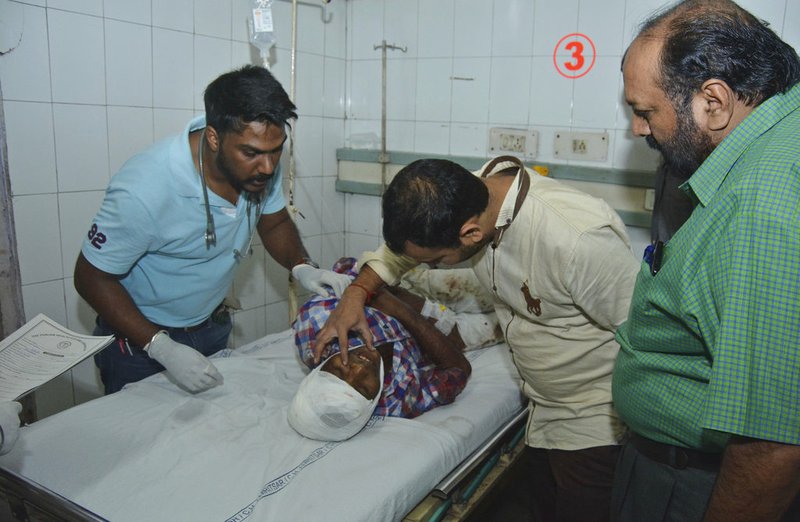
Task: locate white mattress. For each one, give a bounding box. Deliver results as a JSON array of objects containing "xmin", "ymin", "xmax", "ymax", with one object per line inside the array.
[{"xmin": 0, "ymin": 329, "xmax": 524, "ymax": 522}]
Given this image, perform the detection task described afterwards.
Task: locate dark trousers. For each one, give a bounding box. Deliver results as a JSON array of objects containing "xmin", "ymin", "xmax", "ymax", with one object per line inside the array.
[
  {"xmin": 492, "ymin": 445, "xmax": 619, "ymax": 522},
  {"xmin": 611, "ymin": 438, "xmax": 800, "ymax": 522},
  {"xmin": 93, "ymin": 314, "xmax": 232, "ymax": 394}
]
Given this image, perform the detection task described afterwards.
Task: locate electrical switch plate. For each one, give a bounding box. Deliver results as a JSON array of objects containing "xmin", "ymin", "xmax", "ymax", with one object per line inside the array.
[
  {"xmin": 553, "ymin": 131, "xmax": 609, "ymax": 161},
  {"xmin": 644, "ymin": 189, "xmax": 655, "ymax": 211},
  {"xmin": 488, "ymin": 127, "xmax": 539, "ymax": 160}
]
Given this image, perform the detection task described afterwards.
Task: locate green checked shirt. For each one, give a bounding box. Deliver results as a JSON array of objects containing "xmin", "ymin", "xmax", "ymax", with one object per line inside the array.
[{"xmin": 614, "ymin": 82, "xmax": 800, "ymax": 453}]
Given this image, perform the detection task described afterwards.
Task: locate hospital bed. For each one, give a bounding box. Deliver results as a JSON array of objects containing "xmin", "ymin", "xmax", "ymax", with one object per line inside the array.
[{"xmin": 0, "ymin": 329, "xmax": 526, "ymax": 522}]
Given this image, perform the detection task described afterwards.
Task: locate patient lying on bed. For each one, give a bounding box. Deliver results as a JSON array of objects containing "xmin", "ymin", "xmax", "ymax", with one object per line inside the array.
[{"xmin": 288, "ymin": 257, "xmax": 501, "ymax": 441}]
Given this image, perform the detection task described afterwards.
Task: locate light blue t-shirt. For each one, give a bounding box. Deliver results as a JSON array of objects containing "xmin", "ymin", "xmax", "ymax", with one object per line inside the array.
[{"xmin": 81, "ymin": 115, "xmax": 285, "ymax": 327}]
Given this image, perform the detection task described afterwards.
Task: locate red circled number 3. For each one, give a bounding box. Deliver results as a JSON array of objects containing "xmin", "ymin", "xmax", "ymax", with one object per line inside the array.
[{"xmin": 564, "ymin": 41, "xmax": 585, "ymax": 72}]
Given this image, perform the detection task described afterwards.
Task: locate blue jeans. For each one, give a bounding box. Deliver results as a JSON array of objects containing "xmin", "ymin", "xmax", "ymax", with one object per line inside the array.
[{"xmin": 93, "ymin": 313, "xmax": 232, "ymax": 395}]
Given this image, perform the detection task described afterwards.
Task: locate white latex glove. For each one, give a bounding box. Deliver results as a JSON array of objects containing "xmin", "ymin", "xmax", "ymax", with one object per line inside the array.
[
  {"xmin": 292, "ymin": 264, "xmax": 352, "ymax": 298},
  {"xmin": 146, "ymin": 332, "xmax": 223, "ymax": 393},
  {"xmin": 0, "ymin": 401, "xmax": 22, "ymax": 455}
]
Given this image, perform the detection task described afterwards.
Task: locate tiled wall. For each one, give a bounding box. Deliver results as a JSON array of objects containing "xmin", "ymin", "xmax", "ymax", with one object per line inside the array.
[
  {"xmin": 1, "ymin": 0, "xmax": 798, "ymax": 415},
  {"xmin": 0, "ymin": 0, "xmax": 347, "ymax": 415},
  {"xmin": 341, "ymin": 0, "xmax": 800, "ymax": 257}
]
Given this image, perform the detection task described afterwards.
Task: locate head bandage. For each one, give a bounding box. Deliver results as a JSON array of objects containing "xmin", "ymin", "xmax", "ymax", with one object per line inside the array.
[{"xmin": 288, "ymin": 353, "xmax": 384, "ymax": 441}]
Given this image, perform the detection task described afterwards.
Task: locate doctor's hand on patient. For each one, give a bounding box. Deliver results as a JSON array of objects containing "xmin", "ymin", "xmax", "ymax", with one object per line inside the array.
[
  {"xmin": 292, "ymin": 264, "xmax": 351, "ymax": 298},
  {"xmin": 145, "ymin": 332, "xmax": 223, "ymax": 393},
  {"xmin": 0, "ymin": 401, "xmax": 22, "ymax": 455}
]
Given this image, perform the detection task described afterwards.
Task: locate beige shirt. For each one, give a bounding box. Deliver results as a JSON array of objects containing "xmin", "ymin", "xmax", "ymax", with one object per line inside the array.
[{"xmin": 361, "ymin": 159, "xmax": 639, "ymax": 450}]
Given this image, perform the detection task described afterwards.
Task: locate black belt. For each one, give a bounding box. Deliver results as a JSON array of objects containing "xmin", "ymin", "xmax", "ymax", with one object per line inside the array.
[
  {"xmin": 630, "ymin": 433, "xmax": 722, "ymax": 472},
  {"xmin": 155, "ymin": 317, "xmax": 210, "ymax": 333}
]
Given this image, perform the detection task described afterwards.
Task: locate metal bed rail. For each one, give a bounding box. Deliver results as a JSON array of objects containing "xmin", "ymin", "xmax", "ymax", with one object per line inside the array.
[
  {"xmin": 0, "ymin": 466, "xmax": 107, "ymax": 522},
  {"xmin": 432, "ymin": 407, "xmax": 528, "ymax": 499}
]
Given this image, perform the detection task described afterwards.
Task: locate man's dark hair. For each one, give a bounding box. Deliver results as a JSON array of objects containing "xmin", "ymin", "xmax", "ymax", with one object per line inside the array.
[
  {"xmin": 382, "ymin": 159, "xmax": 489, "ymax": 253},
  {"xmin": 204, "ymin": 65, "xmax": 297, "ymax": 135},
  {"xmin": 640, "ymin": 0, "xmax": 800, "ymax": 108}
]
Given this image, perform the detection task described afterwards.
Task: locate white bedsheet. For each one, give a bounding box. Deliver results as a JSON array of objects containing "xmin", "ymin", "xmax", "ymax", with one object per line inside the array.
[{"xmin": 0, "ymin": 329, "xmax": 524, "ymax": 522}]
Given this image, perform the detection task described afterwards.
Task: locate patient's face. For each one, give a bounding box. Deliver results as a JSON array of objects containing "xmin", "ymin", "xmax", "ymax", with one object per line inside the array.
[{"xmin": 322, "ymin": 346, "xmax": 382, "ymax": 400}]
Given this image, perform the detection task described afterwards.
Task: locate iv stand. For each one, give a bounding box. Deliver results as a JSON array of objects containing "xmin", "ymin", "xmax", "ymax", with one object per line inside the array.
[{"xmin": 373, "ymin": 40, "xmax": 407, "ymax": 193}]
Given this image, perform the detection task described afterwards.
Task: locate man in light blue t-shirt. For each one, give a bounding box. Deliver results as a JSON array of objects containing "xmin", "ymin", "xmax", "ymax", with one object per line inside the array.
[{"xmin": 75, "ymin": 66, "xmax": 349, "ymax": 395}]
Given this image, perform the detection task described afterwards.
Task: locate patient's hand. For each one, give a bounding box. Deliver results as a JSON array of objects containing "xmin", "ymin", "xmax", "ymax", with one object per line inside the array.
[{"xmin": 313, "ymin": 285, "xmax": 373, "ymax": 365}]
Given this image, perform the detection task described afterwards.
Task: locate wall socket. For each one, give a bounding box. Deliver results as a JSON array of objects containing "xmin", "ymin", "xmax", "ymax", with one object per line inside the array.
[
  {"xmin": 553, "ymin": 131, "xmax": 609, "ymax": 161},
  {"xmin": 488, "ymin": 127, "xmax": 539, "ymax": 160}
]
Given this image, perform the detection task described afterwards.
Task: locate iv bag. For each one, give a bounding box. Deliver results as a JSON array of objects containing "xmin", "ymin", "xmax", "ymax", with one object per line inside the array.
[{"xmin": 249, "ymin": 0, "xmax": 276, "ymax": 67}]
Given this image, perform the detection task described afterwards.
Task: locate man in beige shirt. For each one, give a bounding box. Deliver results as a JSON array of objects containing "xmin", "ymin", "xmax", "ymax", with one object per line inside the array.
[{"xmin": 315, "ymin": 156, "xmax": 639, "ymax": 521}]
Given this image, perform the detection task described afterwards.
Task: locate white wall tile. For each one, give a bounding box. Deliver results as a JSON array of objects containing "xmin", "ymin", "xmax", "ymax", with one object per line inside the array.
[
  {"xmin": 346, "ymin": 232, "xmax": 382, "ymax": 260},
  {"xmin": 264, "ymin": 300, "xmax": 291, "ymax": 334},
  {"xmin": 386, "ymin": 120, "xmax": 415, "ymax": 152},
  {"xmin": 64, "ymin": 276, "xmax": 97, "ymax": 334},
  {"xmin": 52, "ymin": 103, "xmax": 110, "ymax": 192},
  {"xmin": 532, "ymin": 0, "xmax": 579, "ymax": 56},
  {"xmin": 451, "ymin": 58, "xmax": 490, "ymax": 123},
  {"xmin": 322, "ymin": 117, "xmax": 345, "ymax": 176},
  {"xmin": 578, "ymin": 0, "xmax": 625, "ymax": 56},
  {"xmin": 232, "ymin": 247, "xmax": 267, "ymax": 311},
  {"xmin": 320, "ymin": 176, "xmax": 345, "ymax": 235},
  {"xmin": 22, "ymin": 280, "xmax": 67, "ymax": 325},
  {"xmin": 58, "ymin": 191, "xmax": 106, "ymax": 279},
  {"xmin": 153, "ymin": 28, "xmax": 195, "ymax": 109},
  {"xmin": 296, "ymin": 3, "xmax": 325, "ymax": 55},
  {"xmin": 264, "ymin": 254, "xmax": 290, "ymax": 304},
  {"xmin": 231, "ymin": 306, "xmax": 268, "ymax": 348},
  {"xmin": 232, "ymin": 40, "xmax": 256, "ymax": 68},
  {"xmin": 450, "ymin": 123, "xmax": 488, "ymax": 157},
  {"xmin": 489, "ymin": 56, "xmax": 531, "ymax": 125},
  {"xmin": 154, "ymin": 108, "xmax": 194, "ymax": 141},
  {"xmin": 418, "ymin": 0, "xmax": 454, "ymax": 58},
  {"xmin": 295, "ymin": 51, "xmax": 325, "ymax": 117},
  {"xmin": 293, "ymin": 175, "xmax": 324, "ymax": 238},
  {"xmin": 785, "ymin": 0, "xmax": 800, "ymax": 51},
  {"xmin": 153, "ymin": 0, "xmax": 194, "ymax": 32},
  {"xmin": 349, "ymin": 0, "xmax": 384, "ymax": 60},
  {"xmin": 294, "ymin": 115, "xmax": 324, "ymax": 178},
  {"xmin": 414, "ymin": 122, "xmax": 451, "ymax": 154},
  {"xmin": 320, "ymin": 231, "xmax": 345, "ymax": 269},
  {"xmin": 323, "ymin": 57, "xmax": 346, "ymax": 118},
  {"xmin": 13, "ymin": 193, "xmax": 63, "ymax": 285},
  {"xmin": 384, "ymin": 0, "xmax": 418, "ymax": 58},
  {"xmin": 736, "ymin": 0, "xmax": 786, "ymax": 31},
  {"xmin": 103, "ymin": 0, "xmax": 151, "ymax": 25},
  {"xmin": 0, "ymin": 4, "xmax": 51, "ymax": 102},
  {"xmin": 622, "ymin": 0, "xmax": 672, "ymax": 49},
  {"xmin": 231, "ymin": 0, "xmax": 252, "ymax": 43},
  {"xmin": 491, "ymin": 0, "xmax": 535, "ymax": 57},
  {"xmin": 323, "ymin": 0, "xmax": 346, "ymax": 59},
  {"xmin": 49, "ymin": 10, "xmax": 106, "ymax": 104},
  {"xmin": 346, "ymin": 193, "xmax": 381, "ymax": 236},
  {"xmin": 4, "ymin": 101, "xmax": 57, "ymax": 195},
  {"xmin": 348, "ymin": 59, "xmax": 382, "ymax": 119},
  {"xmin": 195, "ymin": 0, "xmax": 232, "ymax": 39},
  {"xmin": 571, "ymin": 56, "xmax": 622, "ymax": 128},
  {"xmin": 193, "ymin": 35, "xmax": 234, "ymax": 108},
  {"xmin": 107, "ymin": 106, "xmax": 154, "ymax": 174},
  {"xmin": 415, "ymin": 58, "xmax": 452, "ymax": 122},
  {"xmin": 386, "ymin": 58, "xmax": 418, "ymax": 121},
  {"xmin": 105, "ymin": 19, "xmax": 153, "ymax": 107},
  {"xmin": 529, "ymin": 56, "xmax": 573, "ymax": 126},
  {"xmin": 47, "ymin": 0, "xmax": 102, "ymax": 16}
]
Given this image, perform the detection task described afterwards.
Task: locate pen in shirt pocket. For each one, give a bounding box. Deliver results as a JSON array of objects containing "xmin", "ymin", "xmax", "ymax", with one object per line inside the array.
[{"xmin": 643, "ymin": 240, "xmax": 665, "ymax": 276}]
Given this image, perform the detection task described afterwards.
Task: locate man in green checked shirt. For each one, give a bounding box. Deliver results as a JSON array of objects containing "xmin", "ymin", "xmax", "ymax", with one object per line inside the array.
[{"xmin": 612, "ymin": 1, "xmax": 800, "ymax": 521}]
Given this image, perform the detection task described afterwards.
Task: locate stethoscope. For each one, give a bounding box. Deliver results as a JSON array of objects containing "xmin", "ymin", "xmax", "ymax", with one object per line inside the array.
[{"xmin": 197, "ymin": 129, "xmax": 259, "ymax": 261}]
